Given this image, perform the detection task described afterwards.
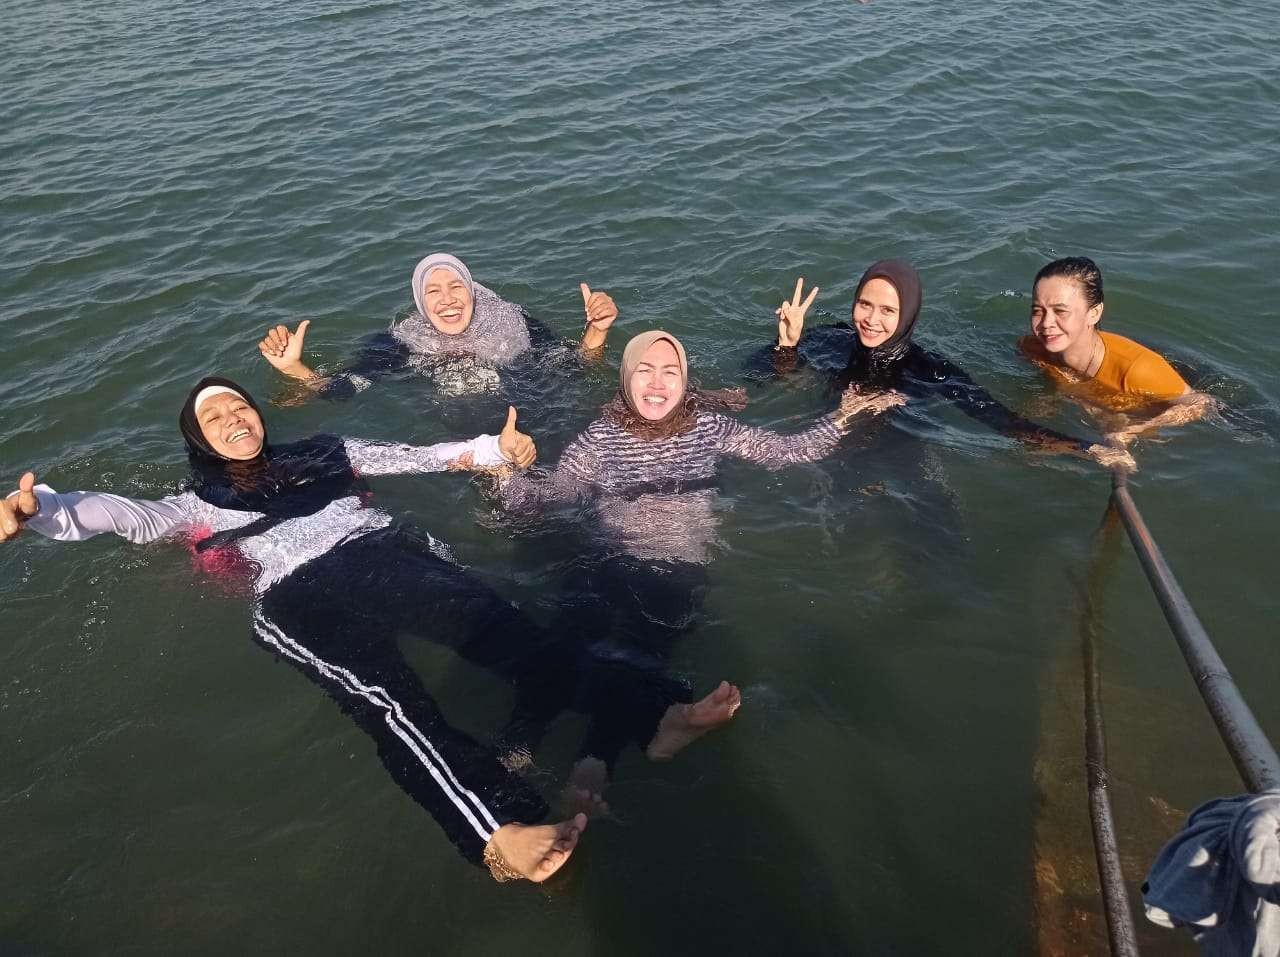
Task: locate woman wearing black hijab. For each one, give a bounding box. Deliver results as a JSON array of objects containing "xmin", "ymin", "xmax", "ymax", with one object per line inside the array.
[
  {"xmin": 753, "ymin": 260, "xmax": 1132, "ymax": 468},
  {"xmin": 0, "ymin": 376, "xmax": 735, "ymax": 883}
]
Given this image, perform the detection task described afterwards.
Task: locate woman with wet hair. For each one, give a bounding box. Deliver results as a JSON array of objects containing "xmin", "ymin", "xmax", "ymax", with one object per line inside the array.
[
  {"xmin": 1021, "ymin": 256, "xmax": 1212, "ymax": 443},
  {"xmin": 752, "ymin": 259, "xmax": 1133, "ymax": 469},
  {"xmin": 0, "ymin": 377, "xmax": 737, "ymax": 883},
  {"xmin": 256, "ymin": 252, "xmax": 622, "ymax": 400},
  {"xmin": 492, "ymin": 330, "xmax": 899, "ymax": 790}
]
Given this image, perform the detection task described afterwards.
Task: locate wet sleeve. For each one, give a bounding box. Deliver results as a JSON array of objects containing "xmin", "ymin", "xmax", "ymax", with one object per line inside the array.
[
  {"xmin": 526, "ymin": 316, "xmax": 567, "ymax": 352},
  {"xmin": 316, "ymin": 331, "xmax": 412, "ymax": 400},
  {"xmin": 343, "ymin": 435, "xmax": 507, "ymax": 475},
  {"xmin": 717, "ymin": 413, "xmax": 844, "ymax": 468},
  {"xmin": 1123, "ymin": 352, "xmax": 1189, "ymax": 401},
  {"xmin": 929, "ymin": 355, "xmax": 1091, "ymax": 450},
  {"xmin": 741, "ymin": 343, "xmax": 808, "ymax": 382},
  {"xmin": 21, "ymin": 486, "xmax": 196, "ymax": 544},
  {"xmin": 497, "ymin": 433, "xmax": 601, "ymax": 514}
]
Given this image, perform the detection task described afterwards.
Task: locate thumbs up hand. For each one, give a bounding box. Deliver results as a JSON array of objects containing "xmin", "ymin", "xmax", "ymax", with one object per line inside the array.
[
  {"xmin": 498, "ymin": 406, "xmax": 537, "ymax": 469},
  {"xmin": 258, "ymin": 320, "xmax": 319, "ymax": 381},
  {"xmin": 1, "ymin": 471, "xmax": 41, "ymax": 542},
  {"xmin": 581, "ymin": 283, "xmax": 618, "ymax": 332},
  {"xmin": 579, "ymin": 283, "xmax": 618, "ymax": 353}
]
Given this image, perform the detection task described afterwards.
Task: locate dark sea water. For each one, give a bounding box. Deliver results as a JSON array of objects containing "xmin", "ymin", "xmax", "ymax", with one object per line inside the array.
[{"xmin": 3, "ymin": 1, "xmax": 1278, "ymax": 953}]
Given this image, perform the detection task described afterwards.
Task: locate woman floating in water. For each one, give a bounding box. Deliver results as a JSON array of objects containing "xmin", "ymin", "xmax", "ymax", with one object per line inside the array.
[
  {"xmin": 492, "ymin": 330, "xmax": 898, "ymax": 791},
  {"xmin": 257, "ymin": 252, "xmax": 621, "ymax": 398},
  {"xmin": 1020, "ymin": 256, "xmax": 1213, "ymax": 445},
  {"xmin": 754, "ymin": 259, "xmax": 1135, "ymax": 470},
  {"xmin": 0, "ymin": 377, "xmax": 739, "ymax": 883}
]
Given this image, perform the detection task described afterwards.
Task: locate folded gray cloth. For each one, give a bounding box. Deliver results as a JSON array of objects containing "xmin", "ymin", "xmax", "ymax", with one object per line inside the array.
[{"xmin": 1143, "ymin": 790, "xmax": 1280, "ymax": 956}]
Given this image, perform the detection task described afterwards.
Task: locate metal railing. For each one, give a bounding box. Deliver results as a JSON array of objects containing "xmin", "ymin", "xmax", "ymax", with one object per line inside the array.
[{"xmin": 1080, "ymin": 472, "xmax": 1280, "ymax": 955}]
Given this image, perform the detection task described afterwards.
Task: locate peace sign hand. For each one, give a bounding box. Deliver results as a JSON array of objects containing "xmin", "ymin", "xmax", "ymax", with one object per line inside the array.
[
  {"xmin": 498, "ymin": 406, "xmax": 537, "ymax": 470},
  {"xmin": 776, "ymin": 277, "xmax": 819, "ymax": 348},
  {"xmin": 1, "ymin": 471, "xmax": 41, "ymax": 542}
]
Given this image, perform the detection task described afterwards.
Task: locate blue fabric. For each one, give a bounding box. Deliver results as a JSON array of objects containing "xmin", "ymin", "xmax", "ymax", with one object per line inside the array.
[{"xmin": 1144, "ymin": 789, "xmax": 1280, "ymax": 956}]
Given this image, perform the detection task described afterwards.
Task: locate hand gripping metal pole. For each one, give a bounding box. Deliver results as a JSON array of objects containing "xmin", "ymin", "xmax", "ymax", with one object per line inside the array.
[{"xmin": 1110, "ymin": 472, "xmax": 1280, "ymax": 793}]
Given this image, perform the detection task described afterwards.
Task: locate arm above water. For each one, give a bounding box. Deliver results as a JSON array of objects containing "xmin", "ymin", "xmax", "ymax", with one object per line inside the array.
[
  {"xmin": 715, "ymin": 387, "xmax": 905, "ymax": 469},
  {"xmin": 577, "ymin": 283, "xmax": 620, "ymax": 356},
  {"xmin": 4, "ymin": 472, "xmax": 197, "ymax": 545},
  {"xmin": 343, "ymin": 407, "xmax": 538, "ymax": 476},
  {"xmin": 715, "ymin": 412, "xmax": 845, "ymax": 469},
  {"xmin": 259, "ymin": 321, "xmax": 412, "ymax": 403}
]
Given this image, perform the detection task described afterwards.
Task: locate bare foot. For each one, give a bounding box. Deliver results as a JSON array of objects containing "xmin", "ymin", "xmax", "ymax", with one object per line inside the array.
[
  {"xmin": 646, "ymin": 681, "xmax": 742, "ymax": 761},
  {"xmin": 560, "ymin": 756, "xmax": 611, "ymax": 820},
  {"xmin": 486, "ymin": 813, "xmax": 588, "ymax": 883}
]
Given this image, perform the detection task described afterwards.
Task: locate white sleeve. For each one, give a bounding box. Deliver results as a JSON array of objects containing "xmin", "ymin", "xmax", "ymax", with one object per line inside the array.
[
  {"xmin": 342, "ymin": 435, "xmax": 507, "ymax": 475},
  {"xmin": 21, "ymin": 485, "xmax": 194, "ymax": 544}
]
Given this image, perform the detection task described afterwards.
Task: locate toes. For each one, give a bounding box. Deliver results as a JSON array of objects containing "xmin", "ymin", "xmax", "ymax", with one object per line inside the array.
[{"xmin": 535, "ymin": 849, "xmax": 565, "ymax": 877}]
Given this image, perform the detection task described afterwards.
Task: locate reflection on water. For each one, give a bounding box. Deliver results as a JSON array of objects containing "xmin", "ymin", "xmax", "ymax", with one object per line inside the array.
[{"xmin": 3, "ymin": 0, "xmax": 1279, "ymax": 952}]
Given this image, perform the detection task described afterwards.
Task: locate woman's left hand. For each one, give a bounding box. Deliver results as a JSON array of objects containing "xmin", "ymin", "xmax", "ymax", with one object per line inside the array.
[{"xmin": 498, "ymin": 406, "xmax": 537, "ymax": 469}]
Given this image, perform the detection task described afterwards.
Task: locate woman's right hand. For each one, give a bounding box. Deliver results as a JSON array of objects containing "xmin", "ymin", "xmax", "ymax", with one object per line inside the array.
[
  {"xmin": 776, "ymin": 277, "xmax": 819, "ymax": 349},
  {"xmin": 258, "ymin": 321, "xmax": 318, "ymax": 380},
  {"xmin": 1, "ymin": 472, "xmax": 40, "ymax": 542},
  {"xmin": 1086, "ymin": 443, "xmax": 1138, "ymax": 473},
  {"xmin": 835, "ymin": 387, "xmax": 907, "ymax": 427},
  {"xmin": 498, "ymin": 407, "xmax": 537, "ymax": 470}
]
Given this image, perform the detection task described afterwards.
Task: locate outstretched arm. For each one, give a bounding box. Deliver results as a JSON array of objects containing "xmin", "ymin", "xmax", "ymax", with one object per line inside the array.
[
  {"xmin": 343, "ymin": 407, "xmax": 537, "ymax": 476},
  {"xmin": 716, "ymin": 389, "xmax": 904, "ymax": 468},
  {"xmin": 4, "ymin": 471, "xmax": 194, "ymax": 545},
  {"xmin": 933, "ymin": 357, "xmax": 1136, "ymax": 470}
]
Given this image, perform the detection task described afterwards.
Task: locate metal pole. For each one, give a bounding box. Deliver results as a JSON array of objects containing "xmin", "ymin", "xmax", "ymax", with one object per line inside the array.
[
  {"xmin": 1110, "ymin": 472, "xmax": 1280, "ymax": 793},
  {"xmin": 1082, "ymin": 502, "xmax": 1141, "ymax": 956}
]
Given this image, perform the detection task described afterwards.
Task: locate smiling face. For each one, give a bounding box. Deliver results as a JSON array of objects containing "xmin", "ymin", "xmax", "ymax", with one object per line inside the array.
[
  {"xmin": 628, "ymin": 339, "xmax": 686, "ymax": 421},
  {"xmin": 197, "ymin": 392, "xmax": 265, "ymax": 461},
  {"xmin": 852, "ymin": 277, "xmax": 901, "ymax": 348},
  {"xmin": 1030, "ymin": 275, "xmax": 1103, "ymax": 355},
  {"xmin": 422, "ymin": 267, "xmax": 474, "ymax": 335}
]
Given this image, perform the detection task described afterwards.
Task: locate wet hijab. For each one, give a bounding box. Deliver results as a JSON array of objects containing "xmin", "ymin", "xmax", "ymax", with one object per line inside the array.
[
  {"xmin": 603, "ymin": 331, "xmax": 746, "ymax": 440},
  {"xmin": 844, "ymin": 259, "xmax": 923, "ymax": 383},
  {"xmin": 179, "ymin": 377, "xmax": 360, "ymax": 541},
  {"xmin": 403, "ymin": 252, "xmax": 532, "ymax": 365}
]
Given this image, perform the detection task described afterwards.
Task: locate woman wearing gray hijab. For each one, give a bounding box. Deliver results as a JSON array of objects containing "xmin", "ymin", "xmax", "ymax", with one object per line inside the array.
[{"xmin": 257, "ymin": 252, "xmax": 621, "ymax": 399}]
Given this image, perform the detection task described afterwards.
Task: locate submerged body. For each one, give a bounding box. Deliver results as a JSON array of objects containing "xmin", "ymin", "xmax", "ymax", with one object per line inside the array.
[{"xmin": 496, "ymin": 331, "xmax": 891, "ymax": 767}]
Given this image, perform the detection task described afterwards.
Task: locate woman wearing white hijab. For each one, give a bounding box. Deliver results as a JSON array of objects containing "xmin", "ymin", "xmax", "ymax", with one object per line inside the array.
[{"xmin": 257, "ymin": 252, "xmax": 621, "ymax": 398}]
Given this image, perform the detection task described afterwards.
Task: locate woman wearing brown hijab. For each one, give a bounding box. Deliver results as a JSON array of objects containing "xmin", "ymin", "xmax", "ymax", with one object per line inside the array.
[{"xmin": 493, "ymin": 330, "xmax": 899, "ymax": 789}]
